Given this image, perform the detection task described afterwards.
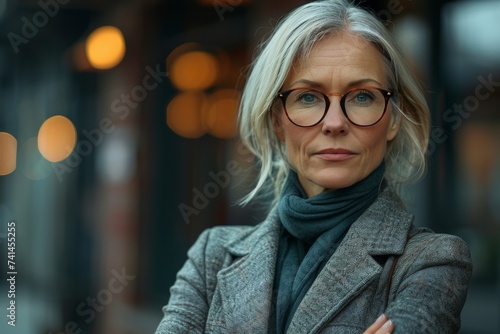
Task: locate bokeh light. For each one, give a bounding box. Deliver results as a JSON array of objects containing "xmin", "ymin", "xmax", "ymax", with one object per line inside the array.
[
  {"xmin": 96, "ymin": 127, "xmax": 137, "ymax": 184},
  {"xmin": 85, "ymin": 26, "xmax": 126, "ymax": 70},
  {"xmin": 166, "ymin": 92, "xmax": 209, "ymax": 138},
  {"xmin": 166, "ymin": 43, "xmax": 200, "ymax": 71},
  {"xmin": 0, "ymin": 132, "xmax": 17, "ymax": 175},
  {"xmin": 169, "ymin": 51, "xmax": 219, "ymax": 91},
  {"xmin": 38, "ymin": 115, "xmax": 77, "ymax": 162},
  {"xmin": 206, "ymin": 89, "xmax": 239, "ymax": 138}
]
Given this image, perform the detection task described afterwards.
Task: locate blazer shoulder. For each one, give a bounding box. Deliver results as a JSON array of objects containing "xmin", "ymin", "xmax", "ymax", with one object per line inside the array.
[{"xmin": 405, "ymin": 227, "xmax": 472, "ymax": 268}]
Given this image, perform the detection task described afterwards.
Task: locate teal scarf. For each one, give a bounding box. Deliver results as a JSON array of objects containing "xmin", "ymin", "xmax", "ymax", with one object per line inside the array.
[{"xmin": 273, "ymin": 162, "xmax": 386, "ymax": 333}]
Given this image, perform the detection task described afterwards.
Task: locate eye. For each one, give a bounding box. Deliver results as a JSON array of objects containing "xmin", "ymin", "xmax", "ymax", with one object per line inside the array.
[
  {"xmin": 293, "ymin": 90, "xmax": 323, "ymax": 105},
  {"xmin": 302, "ymin": 94, "xmax": 317, "ymax": 103},
  {"xmin": 348, "ymin": 89, "xmax": 376, "ymax": 105}
]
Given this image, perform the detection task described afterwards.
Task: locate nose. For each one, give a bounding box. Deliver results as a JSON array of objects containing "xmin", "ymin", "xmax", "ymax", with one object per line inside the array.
[{"xmin": 321, "ymin": 98, "xmax": 348, "ymax": 135}]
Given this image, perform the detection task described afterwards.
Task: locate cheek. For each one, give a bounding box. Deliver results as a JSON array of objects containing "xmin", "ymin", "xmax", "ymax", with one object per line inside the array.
[
  {"xmin": 282, "ymin": 124, "xmax": 311, "ymax": 165},
  {"xmin": 284, "ymin": 131, "xmax": 302, "ymax": 161},
  {"xmin": 357, "ymin": 125, "xmax": 392, "ymax": 157}
]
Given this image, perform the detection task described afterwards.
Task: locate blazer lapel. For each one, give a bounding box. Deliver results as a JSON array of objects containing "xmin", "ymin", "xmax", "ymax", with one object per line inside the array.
[
  {"xmin": 287, "ymin": 188, "xmax": 413, "ymax": 333},
  {"xmin": 214, "ymin": 211, "xmax": 281, "ymax": 331}
]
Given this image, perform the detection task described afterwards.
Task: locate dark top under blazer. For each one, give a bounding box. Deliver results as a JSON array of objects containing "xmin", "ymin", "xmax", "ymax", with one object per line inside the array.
[{"xmin": 155, "ymin": 187, "xmax": 472, "ymax": 333}]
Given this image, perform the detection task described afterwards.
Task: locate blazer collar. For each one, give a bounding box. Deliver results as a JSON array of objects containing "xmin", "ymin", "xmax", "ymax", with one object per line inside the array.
[
  {"xmin": 287, "ymin": 186, "xmax": 414, "ymax": 333},
  {"xmin": 224, "ymin": 187, "xmax": 412, "ymax": 256},
  {"xmin": 214, "ymin": 210, "xmax": 281, "ymax": 331},
  {"xmin": 349, "ymin": 186, "xmax": 414, "ymax": 255}
]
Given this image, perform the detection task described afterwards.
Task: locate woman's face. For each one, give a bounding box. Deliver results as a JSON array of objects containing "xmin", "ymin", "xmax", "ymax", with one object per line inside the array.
[{"xmin": 273, "ymin": 31, "xmax": 400, "ymax": 197}]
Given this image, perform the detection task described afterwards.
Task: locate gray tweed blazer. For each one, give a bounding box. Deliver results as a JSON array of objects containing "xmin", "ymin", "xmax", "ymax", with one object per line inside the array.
[{"xmin": 155, "ymin": 187, "xmax": 472, "ymax": 333}]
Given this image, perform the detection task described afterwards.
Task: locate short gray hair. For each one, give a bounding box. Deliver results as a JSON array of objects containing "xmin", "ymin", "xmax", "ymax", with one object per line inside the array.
[{"xmin": 238, "ymin": 0, "xmax": 430, "ymax": 206}]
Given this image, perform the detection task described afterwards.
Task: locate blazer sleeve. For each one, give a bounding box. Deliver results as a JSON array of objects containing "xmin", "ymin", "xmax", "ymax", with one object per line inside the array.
[
  {"xmin": 386, "ymin": 232, "xmax": 473, "ymax": 334},
  {"xmin": 154, "ymin": 228, "xmax": 212, "ymax": 334}
]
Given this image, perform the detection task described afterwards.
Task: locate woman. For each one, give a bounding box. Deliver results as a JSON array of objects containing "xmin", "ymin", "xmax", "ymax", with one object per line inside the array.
[{"xmin": 155, "ymin": 0, "xmax": 472, "ymax": 333}]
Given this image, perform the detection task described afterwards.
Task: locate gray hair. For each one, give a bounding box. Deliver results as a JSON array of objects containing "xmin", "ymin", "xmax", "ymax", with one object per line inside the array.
[{"xmin": 238, "ymin": 0, "xmax": 430, "ymax": 206}]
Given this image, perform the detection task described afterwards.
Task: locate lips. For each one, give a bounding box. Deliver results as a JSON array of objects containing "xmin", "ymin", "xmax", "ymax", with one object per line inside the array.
[{"xmin": 314, "ymin": 148, "xmax": 356, "ymax": 161}]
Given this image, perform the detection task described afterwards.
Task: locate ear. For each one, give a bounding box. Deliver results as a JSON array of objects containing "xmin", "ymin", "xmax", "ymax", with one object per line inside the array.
[
  {"xmin": 386, "ymin": 109, "xmax": 401, "ymax": 142},
  {"xmin": 272, "ymin": 109, "xmax": 285, "ymax": 142}
]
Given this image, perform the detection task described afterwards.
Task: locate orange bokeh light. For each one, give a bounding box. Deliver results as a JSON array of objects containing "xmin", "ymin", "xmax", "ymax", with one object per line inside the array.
[
  {"xmin": 166, "ymin": 92, "xmax": 209, "ymax": 138},
  {"xmin": 0, "ymin": 132, "xmax": 17, "ymax": 175},
  {"xmin": 170, "ymin": 51, "xmax": 219, "ymax": 91},
  {"xmin": 206, "ymin": 89, "xmax": 239, "ymax": 139},
  {"xmin": 85, "ymin": 26, "xmax": 126, "ymax": 70},
  {"xmin": 166, "ymin": 43, "xmax": 200, "ymax": 71},
  {"xmin": 38, "ymin": 116, "xmax": 77, "ymax": 162}
]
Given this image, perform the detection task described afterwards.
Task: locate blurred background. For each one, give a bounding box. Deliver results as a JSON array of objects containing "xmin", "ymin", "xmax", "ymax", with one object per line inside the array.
[{"xmin": 0, "ymin": 0, "xmax": 499, "ymax": 333}]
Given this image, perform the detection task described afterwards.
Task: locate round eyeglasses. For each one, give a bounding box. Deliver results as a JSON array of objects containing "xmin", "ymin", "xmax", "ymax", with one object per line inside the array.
[{"xmin": 276, "ymin": 86, "xmax": 394, "ymax": 127}]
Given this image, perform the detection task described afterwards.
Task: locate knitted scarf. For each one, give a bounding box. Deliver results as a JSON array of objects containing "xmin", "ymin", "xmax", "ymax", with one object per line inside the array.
[{"xmin": 273, "ymin": 162, "xmax": 386, "ymax": 333}]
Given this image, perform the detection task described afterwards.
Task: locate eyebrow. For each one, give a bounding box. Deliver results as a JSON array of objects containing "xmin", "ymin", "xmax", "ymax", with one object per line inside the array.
[{"xmin": 288, "ymin": 78, "xmax": 384, "ymax": 89}]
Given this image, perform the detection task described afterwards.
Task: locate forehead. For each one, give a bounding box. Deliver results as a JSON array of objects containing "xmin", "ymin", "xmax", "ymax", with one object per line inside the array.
[{"xmin": 286, "ymin": 31, "xmax": 387, "ymax": 88}]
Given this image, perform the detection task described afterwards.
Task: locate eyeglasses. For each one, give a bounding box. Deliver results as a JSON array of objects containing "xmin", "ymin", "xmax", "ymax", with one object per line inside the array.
[{"xmin": 276, "ymin": 86, "xmax": 394, "ymax": 127}]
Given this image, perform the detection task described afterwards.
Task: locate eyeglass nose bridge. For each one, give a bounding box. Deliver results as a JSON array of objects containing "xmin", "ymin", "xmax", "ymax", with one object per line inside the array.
[{"xmin": 316, "ymin": 91, "xmax": 351, "ymax": 124}]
